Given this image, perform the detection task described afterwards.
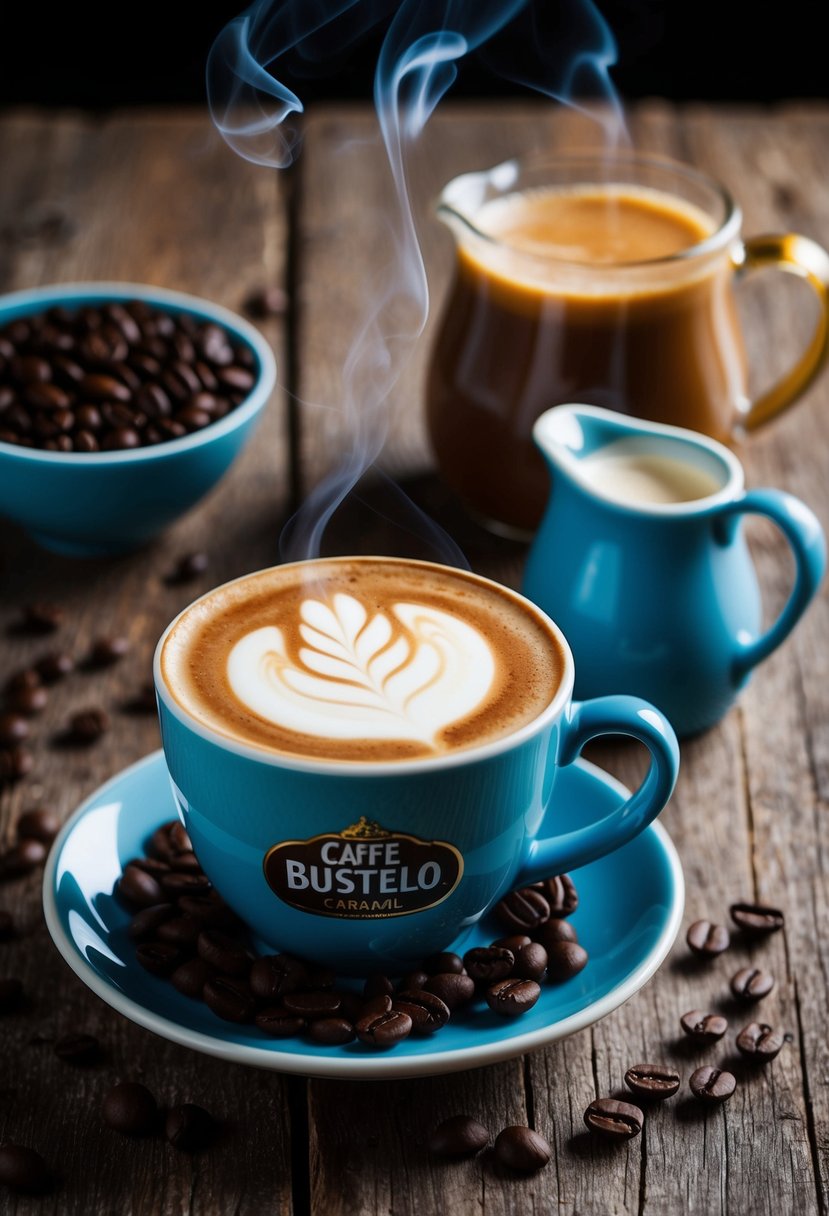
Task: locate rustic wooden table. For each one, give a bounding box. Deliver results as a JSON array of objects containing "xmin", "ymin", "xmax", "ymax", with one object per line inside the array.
[{"xmin": 1, "ymin": 100, "xmax": 827, "ymax": 1215}]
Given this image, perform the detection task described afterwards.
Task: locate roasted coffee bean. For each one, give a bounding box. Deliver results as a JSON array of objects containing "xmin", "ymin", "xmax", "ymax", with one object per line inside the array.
[
  {"xmin": 6, "ymin": 683, "xmax": 47, "ymax": 716},
  {"xmin": 125, "ymin": 682, "xmax": 157, "ymax": 714},
  {"xmin": 512, "ymin": 942, "xmax": 548, "ymax": 981},
  {"xmin": 736, "ymin": 1021, "xmax": 785, "ymax": 1062},
  {"xmin": 67, "ymin": 707, "xmax": 109, "ymax": 743},
  {"xmin": 363, "ymin": 973, "xmax": 395, "ymax": 1000},
  {"xmin": 204, "ymin": 976, "xmax": 255, "ymax": 1023},
  {"xmin": 158, "ymin": 915, "xmax": 202, "ymax": 948},
  {"xmin": 584, "ymin": 1098, "xmax": 644, "ymax": 1139},
  {"xmin": 361, "ymin": 993, "xmax": 393, "ymax": 1018},
  {"xmin": 197, "ymin": 930, "xmax": 251, "ymax": 976},
  {"xmin": 165, "ymin": 1104, "xmax": 215, "ymax": 1152},
  {"xmin": 534, "ymin": 919, "xmax": 578, "ymax": 949},
  {"xmin": 129, "ymin": 856, "xmax": 171, "ymax": 877},
  {"xmin": 423, "ymin": 951, "xmax": 464, "ymax": 975},
  {"xmin": 102, "ymin": 1082, "xmax": 158, "ymax": 1135},
  {"xmin": 463, "ymin": 946, "xmax": 514, "ymax": 983},
  {"xmin": 167, "ymin": 821, "xmax": 193, "ymax": 854},
  {"xmin": 355, "ymin": 1009, "xmax": 412, "ymax": 1047},
  {"xmin": 16, "ymin": 807, "xmax": 60, "ymax": 843},
  {"xmin": 730, "ymin": 902, "xmax": 785, "ymax": 935},
  {"xmin": 423, "ymin": 972, "xmax": 476, "ymax": 1011},
  {"xmin": 689, "ymin": 1065, "xmax": 736, "ymax": 1103},
  {"xmin": 308, "ymin": 1017, "xmax": 356, "ymax": 1046},
  {"xmin": 54, "ymin": 1032, "xmax": 100, "ymax": 1065},
  {"xmin": 730, "ymin": 966, "xmax": 774, "ymax": 1001},
  {"xmin": 545, "ymin": 940, "xmax": 588, "ymax": 982},
  {"xmin": 0, "ymin": 712, "xmax": 28, "ymax": 746},
  {"xmin": 496, "ymin": 886, "xmax": 551, "ymax": 932},
  {"xmin": 148, "ymin": 820, "xmax": 180, "ymax": 861},
  {"xmin": 493, "ymin": 934, "xmax": 532, "ymax": 951},
  {"xmin": 401, "ymin": 969, "xmax": 429, "ymax": 991},
  {"xmin": 128, "ymin": 902, "xmax": 176, "ymax": 941},
  {"xmin": 428, "ymin": 1115, "xmax": 489, "ymax": 1157},
  {"xmin": 0, "ymin": 1143, "xmax": 52, "ymax": 1193},
  {"xmin": 22, "ymin": 603, "xmax": 63, "ymax": 633},
  {"xmin": 87, "ymin": 635, "xmax": 130, "ymax": 667},
  {"xmin": 168, "ymin": 853, "xmax": 201, "ymax": 874},
  {"xmin": 160, "ymin": 871, "xmax": 212, "ymax": 897},
  {"xmin": 392, "ymin": 989, "xmax": 450, "ymax": 1033},
  {"xmin": 680, "ymin": 1010, "xmax": 728, "ymax": 1043},
  {"xmin": 171, "ymin": 957, "xmax": 215, "ymax": 999},
  {"xmin": 537, "ymin": 873, "xmax": 578, "ymax": 917},
  {"xmin": 493, "ymin": 1126, "xmax": 551, "ymax": 1172},
  {"xmin": 283, "ymin": 991, "xmax": 342, "ymax": 1019},
  {"xmin": 34, "ymin": 651, "xmax": 74, "ymax": 683},
  {"xmin": 1, "ymin": 838, "xmax": 47, "ymax": 876},
  {"xmin": 686, "ymin": 919, "xmax": 730, "ymax": 956},
  {"xmin": 337, "ymin": 990, "xmax": 365, "ymax": 1023},
  {"xmin": 624, "ymin": 1064, "xmax": 681, "ymax": 1100},
  {"xmin": 4, "ymin": 669, "xmax": 40, "ymax": 696},
  {"xmin": 118, "ymin": 864, "xmax": 164, "ymax": 908},
  {"xmin": 250, "ymin": 954, "xmax": 306, "ymax": 1001},
  {"xmin": 135, "ymin": 941, "xmax": 185, "ymax": 977},
  {"xmin": 0, "ymin": 746, "xmax": 33, "ymax": 784},
  {"xmin": 166, "ymin": 551, "xmax": 209, "ymax": 584},
  {"xmin": 0, "ymin": 910, "xmax": 14, "ymax": 940},
  {"xmin": 485, "ymin": 977, "xmax": 541, "ymax": 1017},
  {"xmin": 244, "ymin": 285, "xmax": 288, "ymax": 318},
  {"xmin": 255, "ymin": 1007, "xmax": 306, "ymax": 1037},
  {"xmin": 0, "ymin": 977, "xmax": 23, "ymax": 1013},
  {"xmin": 177, "ymin": 893, "xmax": 237, "ymax": 928}
]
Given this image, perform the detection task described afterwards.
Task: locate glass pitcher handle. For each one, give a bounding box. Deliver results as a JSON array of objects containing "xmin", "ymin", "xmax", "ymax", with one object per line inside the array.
[{"xmin": 732, "ymin": 234, "xmax": 829, "ymax": 431}]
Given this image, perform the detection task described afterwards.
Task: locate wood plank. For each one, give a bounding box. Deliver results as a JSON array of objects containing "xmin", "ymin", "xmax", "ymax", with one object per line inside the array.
[{"xmin": 0, "ymin": 110, "xmax": 294, "ymax": 1215}]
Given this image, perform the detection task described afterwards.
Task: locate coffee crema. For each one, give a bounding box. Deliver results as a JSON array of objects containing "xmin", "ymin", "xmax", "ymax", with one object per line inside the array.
[{"xmin": 161, "ymin": 559, "xmax": 565, "ymax": 762}]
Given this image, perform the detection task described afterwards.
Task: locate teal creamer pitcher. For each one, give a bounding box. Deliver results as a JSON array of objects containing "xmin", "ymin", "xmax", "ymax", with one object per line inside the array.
[{"xmin": 522, "ymin": 405, "xmax": 825, "ymax": 738}]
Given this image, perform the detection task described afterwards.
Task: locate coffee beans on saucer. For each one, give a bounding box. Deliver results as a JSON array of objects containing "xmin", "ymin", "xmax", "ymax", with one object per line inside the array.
[{"xmin": 0, "ymin": 302, "xmax": 257, "ymax": 453}]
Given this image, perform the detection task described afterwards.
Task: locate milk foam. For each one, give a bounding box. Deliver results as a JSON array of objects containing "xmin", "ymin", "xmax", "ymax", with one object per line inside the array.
[{"xmin": 226, "ymin": 591, "xmax": 496, "ymax": 747}]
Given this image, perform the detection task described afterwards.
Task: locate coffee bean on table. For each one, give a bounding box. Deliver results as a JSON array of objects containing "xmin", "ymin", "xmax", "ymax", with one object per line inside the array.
[
  {"xmin": 545, "ymin": 940, "xmax": 588, "ymax": 982},
  {"xmin": 0, "ymin": 746, "xmax": 33, "ymax": 784},
  {"xmin": 118, "ymin": 864, "xmax": 164, "ymax": 908},
  {"xmin": 308, "ymin": 1017, "xmax": 356, "ymax": 1046},
  {"xmin": 165, "ymin": 1104, "xmax": 215, "ymax": 1152},
  {"xmin": 4, "ymin": 669, "xmax": 41, "ymax": 696},
  {"xmin": 680, "ymin": 1010, "xmax": 728, "ymax": 1043},
  {"xmin": 54, "ymin": 1032, "xmax": 100, "ymax": 1065},
  {"xmin": 135, "ymin": 941, "xmax": 185, "ymax": 977},
  {"xmin": 165, "ymin": 552, "xmax": 209, "ymax": 584},
  {"xmin": 0, "ymin": 977, "xmax": 23, "ymax": 1013},
  {"xmin": 355, "ymin": 1009, "xmax": 412, "ymax": 1047},
  {"xmin": 493, "ymin": 1126, "xmax": 551, "ymax": 1172},
  {"xmin": 495, "ymin": 886, "xmax": 550, "ymax": 932},
  {"xmin": 0, "ymin": 712, "xmax": 28, "ymax": 746},
  {"xmin": 423, "ymin": 972, "xmax": 475, "ymax": 1011},
  {"xmin": 0, "ymin": 910, "xmax": 14, "ymax": 940},
  {"xmin": 537, "ymin": 874, "xmax": 578, "ymax": 917},
  {"xmin": 428, "ymin": 1115, "xmax": 489, "ymax": 1157},
  {"xmin": 1, "ymin": 838, "xmax": 47, "ymax": 876},
  {"xmin": 204, "ymin": 976, "xmax": 255, "ymax": 1023},
  {"xmin": 125, "ymin": 683, "xmax": 158, "ymax": 714},
  {"xmin": 67, "ymin": 707, "xmax": 109, "ymax": 743},
  {"xmin": 486, "ymin": 977, "xmax": 541, "ymax": 1017},
  {"xmin": 34, "ymin": 651, "xmax": 75, "ymax": 683},
  {"xmin": 392, "ymin": 989, "xmax": 450, "ymax": 1033},
  {"xmin": 102, "ymin": 1081, "xmax": 158, "ymax": 1135},
  {"xmin": 730, "ymin": 967, "xmax": 774, "ymax": 1001},
  {"xmin": 584, "ymin": 1098, "xmax": 644, "ymax": 1139},
  {"xmin": 16, "ymin": 807, "xmax": 60, "ymax": 843},
  {"xmin": 686, "ymin": 919, "xmax": 730, "ymax": 956},
  {"xmin": 0, "ymin": 1143, "xmax": 52, "ymax": 1193},
  {"xmin": 463, "ymin": 946, "xmax": 514, "ymax": 983},
  {"xmin": 244, "ymin": 285, "xmax": 288, "ymax": 318},
  {"xmin": 22, "ymin": 603, "xmax": 63, "ymax": 633},
  {"xmin": 87, "ymin": 636, "xmax": 130, "ymax": 667},
  {"xmin": 197, "ymin": 930, "xmax": 250, "ymax": 976},
  {"xmin": 624, "ymin": 1064, "xmax": 681, "ymax": 1100},
  {"xmin": 689, "ymin": 1066, "xmax": 736, "ymax": 1103},
  {"xmin": 512, "ymin": 941, "xmax": 548, "ymax": 981},
  {"xmin": 6, "ymin": 684, "xmax": 47, "ymax": 716},
  {"xmin": 736, "ymin": 1021, "xmax": 785, "ymax": 1062},
  {"xmin": 171, "ymin": 957, "xmax": 215, "ymax": 999},
  {"xmin": 730, "ymin": 902, "xmax": 785, "ymax": 935},
  {"xmin": 254, "ymin": 1007, "xmax": 307, "ymax": 1038},
  {"xmin": 422, "ymin": 951, "xmax": 464, "ymax": 975}
]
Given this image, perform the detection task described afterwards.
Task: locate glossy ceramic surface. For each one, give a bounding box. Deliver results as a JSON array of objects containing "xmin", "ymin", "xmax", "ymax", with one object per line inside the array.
[
  {"xmin": 154, "ymin": 561, "xmax": 679, "ymax": 973},
  {"xmin": 0, "ymin": 283, "xmax": 277, "ymax": 556},
  {"xmin": 43, "ymin": 750, "xmax": 684, "ymax": 1080},
  {"xmin": 523, "ymin": 404, "xmax": 826, "ymax": 737}
]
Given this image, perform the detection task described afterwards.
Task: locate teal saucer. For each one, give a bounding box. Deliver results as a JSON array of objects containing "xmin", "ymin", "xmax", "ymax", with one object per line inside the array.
[{"xmin": 42, "ymin": 750, "xmax": 683, "ymax": 1080}]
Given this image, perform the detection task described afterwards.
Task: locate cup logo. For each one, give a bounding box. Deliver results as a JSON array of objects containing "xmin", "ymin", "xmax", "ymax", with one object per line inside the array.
[
  {"xmin": 227, "ymin": 592, "xmax": 495, "ymax": 749},
  {"xmin": 263, "ymin": 816, "xmax": 464, "ymax": 918}
]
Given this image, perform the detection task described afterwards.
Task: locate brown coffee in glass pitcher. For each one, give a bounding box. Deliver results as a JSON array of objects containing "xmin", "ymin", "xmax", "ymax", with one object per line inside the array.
[{"xmin": 426, "ymin": 153, "xmax": 829, "ymax": 536}]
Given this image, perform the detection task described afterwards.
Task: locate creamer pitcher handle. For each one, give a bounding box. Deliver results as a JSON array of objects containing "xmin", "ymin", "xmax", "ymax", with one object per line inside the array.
[
  {"xmin": 734, "ymin": 234, "xmax": 829, "ymax": 431},
  {"xmin": 715, "ymin": 488, "xmax": 826, "ymax": 682}
]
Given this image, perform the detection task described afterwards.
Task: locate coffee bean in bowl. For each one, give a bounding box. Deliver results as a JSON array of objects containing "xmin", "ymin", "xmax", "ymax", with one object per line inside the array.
[{"xmin": 0, "ymin": 284, "xmax": 276, "ymax": 556}]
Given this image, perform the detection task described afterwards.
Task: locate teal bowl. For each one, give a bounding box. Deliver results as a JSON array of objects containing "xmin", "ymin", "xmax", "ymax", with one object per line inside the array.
[{"xmin": 0, "ymin": 282, "xmax": 277, "ymax": 556}]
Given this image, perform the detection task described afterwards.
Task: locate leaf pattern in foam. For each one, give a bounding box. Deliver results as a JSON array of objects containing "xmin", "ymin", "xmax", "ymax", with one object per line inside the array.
[{"xmin": 226, "ymin": 592, "xmax": 496, "ymax": 747}]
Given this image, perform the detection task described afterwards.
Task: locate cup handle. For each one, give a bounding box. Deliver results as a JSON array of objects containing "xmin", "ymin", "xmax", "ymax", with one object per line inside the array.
[
  {"xmin": 733, "ymin": 234, "xmax": 829, "ymax": 431},
  {"xmin": 714, "ymin": 488, "xmax": 826, "ymax": 683},
  {"xmin": 515, "ymin": 696, "xmax": 679, "ymax": 883}
]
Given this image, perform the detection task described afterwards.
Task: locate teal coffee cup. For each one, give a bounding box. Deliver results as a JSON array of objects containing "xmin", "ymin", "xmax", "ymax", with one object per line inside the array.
[{"xmin": 154, "ymin": 558, "xmax": 679, "ymax": 973}]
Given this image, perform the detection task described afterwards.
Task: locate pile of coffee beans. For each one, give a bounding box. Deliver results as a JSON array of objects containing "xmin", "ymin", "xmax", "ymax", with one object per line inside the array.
[
  {"xmin": 0, "ymin": 300, "xmax": 258, "ymax": 452},
  {"xmin": 118, "ymin": 821, "xmax": 588, "ymax": 1050}
]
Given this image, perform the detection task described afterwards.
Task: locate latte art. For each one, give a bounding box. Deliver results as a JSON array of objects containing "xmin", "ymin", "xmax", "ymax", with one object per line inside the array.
[
  {"xmin": 160, "ymin": 558, "xmax": 565, "ymax": 762},
  {"xmin": 227, "ymin": 593, "xmax": 495, "ymax": 747}
]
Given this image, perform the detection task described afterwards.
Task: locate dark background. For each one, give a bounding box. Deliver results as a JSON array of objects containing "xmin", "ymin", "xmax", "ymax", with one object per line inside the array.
[{"xmin": 0, "ymin": 0, "xmax": 823, "ymax": 107}]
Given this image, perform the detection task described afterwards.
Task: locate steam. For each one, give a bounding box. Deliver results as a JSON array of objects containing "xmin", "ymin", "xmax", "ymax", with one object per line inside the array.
[{"xmin": 208, "ymin": 0, "xmax": 623, "ymax": 565}]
